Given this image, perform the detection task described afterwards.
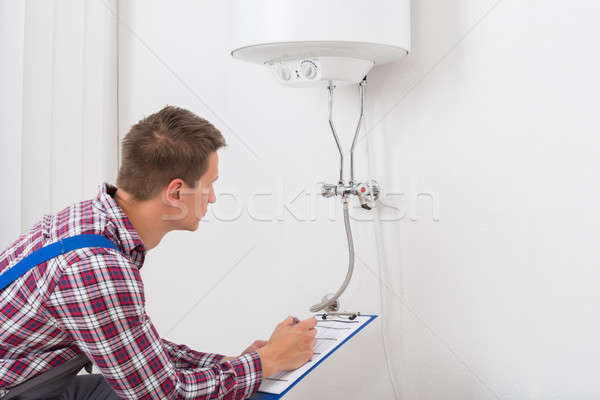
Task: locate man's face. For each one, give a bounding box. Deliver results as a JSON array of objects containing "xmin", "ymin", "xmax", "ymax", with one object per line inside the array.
[{"xmin": 180, "ymin": 151, "xmax": 219, "ymax": 230}]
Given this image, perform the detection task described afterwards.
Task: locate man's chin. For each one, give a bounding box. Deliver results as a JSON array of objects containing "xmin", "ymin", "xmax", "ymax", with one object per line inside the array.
[
  {"xmin": 189, "ymin": 218, "xmax": 201, "ymax": 231},
  {"xmin": 179, "ymin": 214, "xmax": 204, "ymax": 231},
  {"xmin": 190, "ymin": 218, "xmax": 200, "ymax": 232}
]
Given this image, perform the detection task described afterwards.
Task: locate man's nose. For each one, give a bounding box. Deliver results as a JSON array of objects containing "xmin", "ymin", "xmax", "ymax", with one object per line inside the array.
[{"xmin": 209, "ymin": 187, "xmax": 216, "ymax": 203}]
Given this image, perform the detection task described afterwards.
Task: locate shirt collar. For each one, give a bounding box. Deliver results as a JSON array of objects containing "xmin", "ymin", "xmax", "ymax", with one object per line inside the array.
[{"xmin": 93, "ymin": 183, "xmax": 146, "ymax": 267}]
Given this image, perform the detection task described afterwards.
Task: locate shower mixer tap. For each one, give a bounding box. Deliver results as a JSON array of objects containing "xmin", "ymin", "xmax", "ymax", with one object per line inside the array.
[
  {"xmin": 311, "ymin": 77, "xmax": 380, "ymax": 320},
  {"xmin": 321, "ymin": 180, "xmax": 380, "ymax": 210}
]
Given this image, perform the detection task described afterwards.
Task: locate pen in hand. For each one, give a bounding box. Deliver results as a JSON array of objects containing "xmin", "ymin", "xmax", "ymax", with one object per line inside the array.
[{"xmin": 258, "ymin": 315, "xmax": 318, "ymax": 377}]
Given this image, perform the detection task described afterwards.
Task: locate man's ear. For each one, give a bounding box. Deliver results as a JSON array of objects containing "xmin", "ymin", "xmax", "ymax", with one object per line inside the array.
[{"xmin": 164, "ymin": 178, "xmax": 185, "ymax": 205}]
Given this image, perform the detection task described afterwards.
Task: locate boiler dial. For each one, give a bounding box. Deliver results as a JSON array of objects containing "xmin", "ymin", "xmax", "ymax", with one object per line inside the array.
[
  {"xmin": 277, "ymin": 65, "xmax": 291, "ymax": 81},
  {"xmin": 300, "ymin": 60, "xmax": 318, "ymax": 79}
]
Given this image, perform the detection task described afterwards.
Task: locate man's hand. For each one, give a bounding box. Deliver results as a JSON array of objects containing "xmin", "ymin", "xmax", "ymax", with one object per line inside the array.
[{"xmin": 256, "ymin": 316, "xmax": 318, "ymax": 378}]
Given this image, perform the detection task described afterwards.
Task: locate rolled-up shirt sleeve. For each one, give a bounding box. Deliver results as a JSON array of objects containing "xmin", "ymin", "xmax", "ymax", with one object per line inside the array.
[{"xmin": 44, "ymin": 249, "xmax": 262, "ymax": 399}]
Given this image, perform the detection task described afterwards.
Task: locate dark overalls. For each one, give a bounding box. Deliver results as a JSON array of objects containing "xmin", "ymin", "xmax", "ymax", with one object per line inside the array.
[{"xmin": 0, "ymin": 235, "xmax": 121, "ymax": 400}]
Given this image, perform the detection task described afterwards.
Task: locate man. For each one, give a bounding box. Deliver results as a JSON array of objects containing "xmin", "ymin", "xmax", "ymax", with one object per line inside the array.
[{"xmin": 0, "ymin": 106, "xmax": 317, "ymax": 399}]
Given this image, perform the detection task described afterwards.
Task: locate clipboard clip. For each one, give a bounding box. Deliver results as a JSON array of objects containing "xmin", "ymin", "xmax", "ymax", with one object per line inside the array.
[{"xmin": 317, "ymin": 294, "xmax": 360, "ymax": 321}]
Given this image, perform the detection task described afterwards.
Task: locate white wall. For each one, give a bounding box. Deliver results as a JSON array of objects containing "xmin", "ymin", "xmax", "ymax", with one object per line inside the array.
[
  {"xmin": 20, "ymin": 0, "xmax": 119, "ymax": 230},
  {"xmin": 121, "ymin": 0, "xmax": 600, "ymax": 399},
  {"xmin": 367, "ymin": 0, "xmax": 600, "ymax": 399},
  {"xmin": 0, "ymin": 0, "xmax": 25, "ymax": 249}
]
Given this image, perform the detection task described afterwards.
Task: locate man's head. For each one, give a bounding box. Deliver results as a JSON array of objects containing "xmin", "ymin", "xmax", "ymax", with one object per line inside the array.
[{"xmin": 117, "ymin": 106, "xmax": 225, "ymax": 232}]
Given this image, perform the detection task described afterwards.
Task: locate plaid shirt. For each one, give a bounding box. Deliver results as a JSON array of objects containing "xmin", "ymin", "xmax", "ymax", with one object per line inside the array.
[{"xmin": 0, "ymin": 184, "xmax": 262, "ymax": 399}]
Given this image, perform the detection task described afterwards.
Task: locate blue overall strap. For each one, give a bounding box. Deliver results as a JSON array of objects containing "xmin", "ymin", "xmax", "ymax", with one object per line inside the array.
[{"xmin": 0, "ymin": 234, "xmax": 118, "ymax": 292}]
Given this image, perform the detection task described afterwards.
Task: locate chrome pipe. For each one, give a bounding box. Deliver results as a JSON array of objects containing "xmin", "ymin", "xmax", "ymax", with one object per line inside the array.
[
  {"xmin": 327, "ymin": 84, "xmax": 344, "ymax": 184},
  {"xmin": 350, "ymin": 78, "xmax": 366, "ymax": 184}
]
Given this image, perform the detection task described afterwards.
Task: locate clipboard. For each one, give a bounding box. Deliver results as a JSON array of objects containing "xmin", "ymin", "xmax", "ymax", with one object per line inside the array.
[{"xmin": 248, "ymin": 314, "xmax": 377, "ymax": 400}]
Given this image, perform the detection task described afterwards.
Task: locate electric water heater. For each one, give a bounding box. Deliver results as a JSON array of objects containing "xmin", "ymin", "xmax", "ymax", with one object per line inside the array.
[{"xmin": 230, "ymin": 0, "xmax": 411, "ymax": 87}]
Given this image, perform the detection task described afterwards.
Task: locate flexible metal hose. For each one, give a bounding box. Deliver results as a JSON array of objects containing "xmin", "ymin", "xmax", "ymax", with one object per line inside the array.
[{"xmin": 310, "ymin": 196, "xmax": 355, "ymax": 313}]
